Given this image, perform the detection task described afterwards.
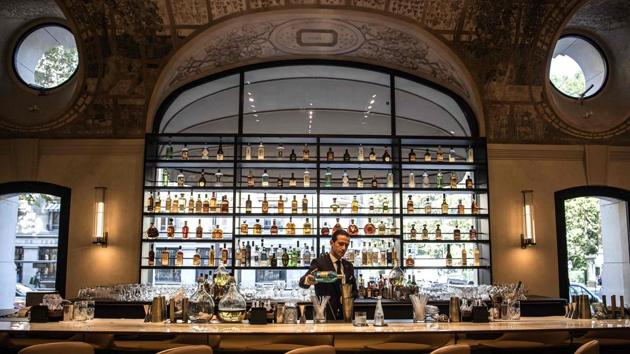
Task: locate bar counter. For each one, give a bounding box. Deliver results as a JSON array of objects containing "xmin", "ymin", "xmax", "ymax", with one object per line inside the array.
[{"xmin": 2, "ymin": 317, "xmax": 629, "ymax": 335}]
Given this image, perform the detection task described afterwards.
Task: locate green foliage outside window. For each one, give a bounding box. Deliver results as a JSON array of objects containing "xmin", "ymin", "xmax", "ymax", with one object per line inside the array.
[
  {"xmin": 550, "ymin": 71, "xmax": 586, "ymax": 98},
  {"xmin": 33, "ymin": 45, "xmax": 78, "ymax": 88},
  {"xmin": 565, "ymin": 197, "xmax": 601, "ymax": 283}
]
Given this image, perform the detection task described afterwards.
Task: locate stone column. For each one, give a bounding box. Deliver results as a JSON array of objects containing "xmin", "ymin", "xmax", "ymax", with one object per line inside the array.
[{"xmin": 600, "ymin": 198, "xmax": 630, "ymax": 301}]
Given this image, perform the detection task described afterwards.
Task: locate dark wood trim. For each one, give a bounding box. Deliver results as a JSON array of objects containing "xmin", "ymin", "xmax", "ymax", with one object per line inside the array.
[
  {"xmin": 555, "ymin": 185, "xmax": 630, "ymax": 301},
  {"xmin": 0, "ymin": 181, "xmax": 71, "ymax": 298}
]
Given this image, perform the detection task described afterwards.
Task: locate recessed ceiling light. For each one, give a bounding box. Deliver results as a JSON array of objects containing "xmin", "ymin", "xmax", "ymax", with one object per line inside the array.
[
  {"xmin": 370, "ymin": 100, "xmax": 375, "ymax": 104},
  {"xmin": 309, "ymin": 102, "xmax": 313, "ymax": 106},
  {"xmin": 248, "ymin": 97, "xmax": 254, "ymax": 102},
  {"xmin": 372, "ymin": 94, "xmax": 376, "ymax": 98},
  {"xmin": 449, "ymin": 131, "xmax": 455, "ymax": 134},
  {"xmin": 247, "ymin": 92, "xmax": 252, "ymax": 96},
  {"xmin": 250, "ymin": 104, "xmax": 255, "ymax": 108},
  {"xmin": 254, "ymin": 114, "xmax": 258, "ymax": 117},
  {"xmin": 367, "ymin": 106, "xmax": 372, "ymax": 109}
]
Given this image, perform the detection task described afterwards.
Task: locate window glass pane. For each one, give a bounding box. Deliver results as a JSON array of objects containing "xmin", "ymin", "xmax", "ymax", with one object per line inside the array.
[
  {"xmin": 550, "ymin": 36, "xmax": 607, "ymax": 98},
  {"xmin": 243, "ymin": 65, "xmax": 391, "ymax": 135}
]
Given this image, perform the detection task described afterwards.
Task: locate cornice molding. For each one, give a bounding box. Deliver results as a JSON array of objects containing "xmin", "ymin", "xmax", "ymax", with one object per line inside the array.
[
  {"xmin": 487, "ymin": 144, "xmax": 584, "ymax": 161},
  {"xmin": 38, "ymin": 139, "xmax": 145, "ymax": 155},
  {"xmin": 610, "ymin": 146, "xmax": 630, "ymax": 161}
]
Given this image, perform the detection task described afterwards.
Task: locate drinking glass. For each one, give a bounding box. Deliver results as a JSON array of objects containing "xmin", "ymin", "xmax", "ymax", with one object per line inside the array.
[
  {"xmin": 353, "ymin": 311, "xmax": 367, "ymax": 326},
  {"xmin": 85, "ymin": 300, "xmax": 95, "ymax": 320},
  {"xmin": 73, "ymin": 301, "xmax": 87, "ymax": 321},
  {"xmin": 508, "ymin": 300, "xmax": 520, "ymax": 320}
]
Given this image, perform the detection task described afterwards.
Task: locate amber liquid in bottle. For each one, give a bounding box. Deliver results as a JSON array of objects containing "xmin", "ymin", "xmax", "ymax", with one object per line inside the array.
[
  {"xmin": 240, "ymin": 220, "xmax": 248, "ymax": 235},
  {"xmin": 303, "ymin": 218, "xmax": 312, "ymax": 235},
  {"xmin": 212, "ymin": 225, "xmax": 223, "ymax": 239},
  {"xmin": 301, "ymin": 195, "xmax": 308, "ymax": 213},
  {"xmin": 182, "ymin": 221, "xmax": 189, "ymax": 239},
  {"xmin": 270, "ymin": 219, "xmax": 278, "ymax": 235},
  {"xmin": 209, "ymin": 192, "xmax": 217, "ymax": 212},
  {"xmin": 262, "ymin": 193, "xmax": 269, "ymax": 214},
  {"xmin": 407, "ymin": 195, "xmax": 414, "ymax": 213},
  {"xmin": 277, "ymin": 195, "xmax": 284, "ymax": 214},
  {"xmin": 286, "ymin": 217, "xmax": 296, "ymax": 235},
  {"xmin": 196, "ymin": 219, "xmax": 203, "ymax": 238},
  {"xmin": 253, "ymin": 219, "xmax": 262, "ymax": 235},
  {"xmin": 176, "ymin": 246, "xmax": 184, "ymax": 266},
  {"xmin": 221, "ymin": 195, "xmax": 229, "ymax": 213},
  {"xmin": 167, "ymin": 218, "xmax": 175, "ymax": 238},
  {"xmin": 364, "ymin": 218, "xmax": 376, "ymax": 235}
]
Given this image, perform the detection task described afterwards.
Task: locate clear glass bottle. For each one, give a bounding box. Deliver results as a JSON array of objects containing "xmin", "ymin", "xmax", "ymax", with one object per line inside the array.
[
  {"xmin": 302, "ymin": 144, "xmax": 310, "ymax": 161},
  {"xmin": 214, "ymin": 169, "xmax": 223, "ymax": 187},
  {"xmin": 435, "ymin": 224, "xmax": 442, "ymax": 240},
  {"xmin": 193, "ymin": 249, "xmax": 202, "ymax": 266},
  {"xmin": 161, "ymin": 248, "xmax": 170, "ymax": 266},
  {"xmin": 179, "ymin": 193, "xmax": 186, "ymax": 213},
  {"xmin": 330, "ymin": 197, "xmax": 340, "ymax": 213},
  {"xmin": 277, "ymin": 195, "xmax": 285, "ymax": 214},
  {"xmin": 351, "ymin": 195, "xmax": 359, "ymax": 214},
  {"xmin": 422, "ymin": 170, "xmax": 430, "ymax": 188},
  {"xmin": 356, "ymin": 169, "xmax": 364, "ymax": 188},
  {"xmin": 448, "ymin": 147, "xmax": 456, "ymax": 162},
  {"xmin": 276, "ymin": 143, "xmax": 284, "ymax": 159},
  {"xmin": 324, "ymin": 168, "xmax": 333, "ymax": 187},
  {"xmin": 473, "ymin": 245, "xmax": 481, "ymax": 266},
  {"xmin": 377, "ymin": 221, "xmax": 386, "ymax": 235},
  {"xmin": 201, "ymin": 143, "xmax": 209, "ymax": 160},
  {"xmin": 409, "ymin": 224, "xmax": 417, "ymax": 240},
  {"xmin": 216, "ymin": 139, "xmax": 224, "ymax": 160},
  {"xmin": 358, "ymin": 144, "xmax": 365, "ymax": 161},
  {"xmin": 466, "ymin": 145, "xmax": 474, "ymax": 162},
  {"xmin": 386, "ymin": 170, "xmax": 394, "ymax": 187},
  {"xmin": 289, "ymin": 172, "xmax": 297, "ymax": 187},
  {"xmin": 177, "ymin": 170, "xmax": 185, "ymax": 187},
  {"xmin": 181, "ymin": 144, "xmax": 189, "ymax": 160},
  {"xmin": 342, "ymin": 170, "xmax": 350, "ymax": 187},
  {"xmin": 441, "ymin": 194, "xmax": 449, "ymax": 214},
  {"xmin": 303, "ymin": 218, "xmax": 312, "ymax": 235},
  {"xmin": 369, "ymin": 148, "xmax": 377, "ymax": 161},
  {"xmin": 218, "ymin": 283, "xmax": 247, "ymax": 323},
  {"xmin": 421, "ymin": 224, "xmax": 429, "ymax": 240},
  {"xmin": 154, "ymin": 194, "xmax": 162, "ymax": 213},
  {"xmin": 423, "ymin": 149, "xmax": 431, "ymax": 162},
  {"xmin": 253, "ymin": 219, "xmax": 262, "ymax": 235},
  {"xmin": 291, "ymin": 195, "xmax": 298, "ymax": 214},
  {"xmin": 261, "ymin": 193, "xmax": 269, "ymax": 214},
  {"xmin": 424, "ymin": 197, "xmax": 432, "ymax": 214},
  {"xmin": 245, "ymin": 143, "xmax": 252, "ymax": 160},
  {"xmin": 286, "ymin": 217, "xmax": 296, "ymax": 235},
  {"xmin": 461, "ymin": 247, "xmax": 468, "ymax": 266},
  {"xmin": 450, "ymin": 172, "xmax": 458, "ymax": 189},
  {"xmin": 257, "ymin": 141, "xmax": 265, "ymax": 160},
  {"xmin": 188, "ymin": 193, "xmax": 195, "ymax": 213},
  {"xmin": 261, "ymin": 169, "xmax": 269, "ymax": 187},
  {"xmin": 301, "ymin": 194, "xmax": 309, "ymax": 213},
  {"xmin": 369, "ymin": 197, "xmax": 375, "ymax": 213},
  {"xmin": 175, "ymin": 246, "xmax": 184, "ymax": 266},
  {"xmin": 303, "ymin": 169, "xmax": 310, "ymax": 187},
  {"xmin": 240, "ymin": 220, "xmax": 248, "ymax": 235},
  {"xmin": 408, "ymin": 171, "xmax": 415, "ymax": 188},
  {"xmin": 247, "ymin": 170, "xmax": 255, "ymax": 187}
]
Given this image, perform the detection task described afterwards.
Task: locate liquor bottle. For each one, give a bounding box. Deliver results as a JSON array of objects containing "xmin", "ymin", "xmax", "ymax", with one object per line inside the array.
[
  {"xmin": 194, "ymin": 194, "xmax": 202, "ymax": 213},
  {"xmin": 282, "ymin": 248, "xmax": 289, "ymax": 267},
  {"xmin": 286, "ymin": 217, "xmax": 296, "ymax": 235},
  {"xmin": 261, "ymin": 193, "xmax": 269, "ymax": 214},
  {"xmin": 469, "ymin": 225, "xmax": 477, "ymax": 240},
  {"xmin": 167, "ymin": 218, "xmax": 175, "ymax": 238},
  {"xmin": 326, "ymin": 147, "xmax": 334, "ymax": 161},
  {"xmin": 201, "ymin": 143, "xmax": 209, "ymax": 160},
  {"xmin": 386, "ymin": 170, "xmax": 394, "ymax": 187},
  {"xmin": 182, "ymin": 221, "xmax": 189, "ymax": 239},
  {"xmin": 382, "ymin": 146, "xmax": 391, "ymax": 162},
  {"xmin": 217, "ymin": 139, "xmax": 224, "ymax": 160},
  {"xmin": 246, "ymin": 241, "xmax": 252, "ymax": 266},
  {"xmin": 181, "ymin": 144, "xmax": 189, "ymax": 160},
  {"xmin": 351, "ymin": 196, "xmax": 359, "ymax": 214},
  {"xmin": 473, "ymin": 245, "xmax": 480, "ymax": 266},
  {"xmin": 154, "ymin": 194, "xmax": 162, "ymax": 213},
  {"xmin": 209, "ymin": 246, "xmax": 216, "ymax": 267},
  {"xmin": 369, "ymin": 147, "xmax": 377, "ymax": 161},
  {"xmin": 436, "ymin": 146, "xmax": 444, "ymax": 162},
  {"xmin": 405, "ymin": 251, "xmax": 415, "ymax": 267},
  {"xmin": 261, "ymin": 169, "xmax": 269, "ymax": 187},
  {"xmin": 347, "ymin": 219, "xmax": 359, "ymax": 235},
  {"xmin": 409, "ymin": 148, "xmax": 417, "ymax": 162},
  {"xmin": 471, "ymin": 198, "xmax": 479, "ymax": 214},
  {"xmin": 176, "ymin": 246, "xmax": 184, "ymax": 266},
  {"xmin": 277, "ymin": 175, "xmax": 283, "ymax": 187},
  {"xmin": 301, "ymin": 194, "xmax": 308, "ymax": 213},
  {"xmin": 409, "ymin": 224, "xmax": 417, "ymax": 240},
  {"xmin": 377, "ymin": 221, "xmax": 386, "ymax": 235},
  {"xmin": 289, "ymin": 172, "xmax": 297, "ymax": 187},
  {"xmin": 212, "ymin": 225, "xmax": 223, "ymax": 239},
  {"xmin": 446, "ymin": 245, "xmax": 453, "ymax": 267},
  {"xmin": 449, "ymin": 147, "xmax": 456, "ymax": 162},
  {"xmin": 257, "ymin": 141, "xmax": 265, "ymax": 160},
  {"xmin": 342, "ymin": 170, "xmax": 350, "ymax": 187},
  {"xmin": 343, "ymin": 149, "xmax": 351, "ymax": 162},
  {"xmin": 196, "ymin": 219, "xmax": 203, "ymax": 238},
  {"xmin": 324, "ymin": 168, "xmax": 333, "ymax": 187},
  {"xmin": 465, "ymin": 174, "xmax": 474, "ymax": 189},
  {"xmin": 162, "ymin": 168, "xmax": 169, "ymax": 186},
  {"xmin": 165, "ymin": 141, "xmax": 173, "ymax": 160},
  {"xmin": 148, "ymin": 244, "xmax": 155, "ymax": 266},
  {"xmin": 147, "ymin": 193, "xmax": 154, "ymax": 212},
  {"xmin": 276, "ymin": 143, "xmax": 284, "ymax": 159},
  {"xmin": 407, "ymin": 195, "xmax": 414, "ymax": 213},
  {"xmin": 303, "ymin": 218, "xmax": 312, "ymax": 235},
  {"xmin": 453, "ymin": 223, "xmax": 461, "ymax": 240},
  {"xmin": 247, "ymin": 170, "xmax": 255, "ymax": 187},
  {"xmin": 408, "ymin": 171, "xmax": 415, "ymax": 188},
  {"xmin": 245, "ymin": 143, "xmax": 252, "ymax": 160},
  {"xmin": 209, "ymin": 192, "xmax": 217, "ymax": 212},
  {"xmin": 177, "ymin": 170, "xmax": 185, "ymax": 186},
  {"xmin": 240, "ymin": 220, "xmax": 248, "ymax": 235},
  {"xmin": 303, "ymin": 169, "xmax": 310, "ymax": 187},
  {"xmin": 424, "ymin": 197, "xmax": 432, "ymax": 214},
  {"xmin": 245, "ymin": 194, "xmax": 252, "ymax": 213},
  {"xmin": 347, "ymin": 241, "xmax": 355, "ymax": 263},
  {"xmin": 358, "ymin": 144, "xmax": 365, "ymax": 161},
  {"xmin": 330, "ymin": 197, "xmax": 340, "ymax": 213},
  {"xmin": 369, "ymin": 197, "xmax": 375, "ymax": 213},
  {"xmin": 202, "ymin": 194, "xmax": 210, "ymax": 213},
  {"xmin": 289, "ymin": 149, "xmax": 297, "ymax": 161},
  {"xmin": 441, "ymin": 194, "xmax": 449, "ymax": 214},
  {"xmin": 277, "ymin": 195, "xmax": 285, "ymax": 214},
  {"xmin": 424, "ymin": 149, "xmax": 431, "ymax": 162},
  {"xmin": 188, "ymin": 193, "xmax": 195, "ymax": 213},
  {"xmin": 193, "ymin": 249, "xmax": 202, "ymax": 266},
  {"xmin": 333, "ymin": 218, "xmax": 342, "ymax": 233},
  {"xmin": 253, "ymin": 219, "xmax": 262, "ymax": 235},
  {"xmin": 214, "ymin": 169, "xmax": 223, "ymax": 187},
  {"xmin": 321, "ymin": 222, "xmax": 330, "ymax": 236},
  {"xmin": 382, "ymin": 199, "xmax": 389, "ymax": 213},
  {"xmin": 386, "ymin": 243, "xmax": 393, "ymax": 265},
  {"xmin": 178, "ymin": 193, "xmax": 186, "ymax": 213},
  {"xmin": 422, "ymin": 170, "xmax": 430, "ymax": 188},
  {"xmin": 356, "ymin": 169, "xmax": 364, "ymax": 188},
  {"xmin": 466, "ymin": 145, "xmax": 474, "ymax": 162},
  {"xmin": 361, "ymin": 243, "xmax": 369, "ymax": 266},
  {"xmin": 291, "ymin": 195, "xmax": 298, "ymax": 214},
  {"xmin": 270, "ymin": 219, "xmax": 278, "ymax": 235},
  {"xmin": 221, "ymin": 243, "xmax": 229, "ymax": 264},
  {"xmin": 303, "ymin": 245, "xmax": 311, "ymax": 265},
  {"xmin": 311, "ymin": 271, "xmax": 345, "ymax": 283},
  {"xmin": 421, "ymin": 224, "xmax": 429, "ymax": 240},
  {"xmin": 457, "ymin": 199, "xmax": 465, "ymax": 214},
  {"xmin": 371, "ymin": 176, "xmax": 378, "ymax": 188},
  {"xmin": 461, "ymin": 247, "xmax": 468, "ymax": 266},
  {"xmin": 161, "ymin": 248, "xmax": 170, "ymax": 266},
  {"xmin": 435, "ymin": 224, "xmax": 442, "ymax": 240},
  {"xmin": 436, "ymin": 170, "xmax": 443, "ymax": 188},
  {"xmin": 147, "ymin": 222, "xmax": 159, "ymax": 239},
  {"xmin": 450, "ymin": 172, "xmax": 458, "ymax": 189},
  {"xmin": 302, "ymin": 144, "xmax": 310, "ymax": 161},
  {"xmin": 221, "ymin": 195, "xmax": 229, "ymax": 213},
  {"xmin": 169, "ymin": 193, "xmax": 178, "ymax": 213}
]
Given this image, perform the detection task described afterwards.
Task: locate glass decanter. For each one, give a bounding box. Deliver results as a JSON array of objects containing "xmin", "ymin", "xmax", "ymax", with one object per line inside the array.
[
  {"xmin": 218, "ymin": 283, "xmax": 247, "ymax": 323},
  {"xmin": 189, "ymin": 276, "xmax": 215, "ymax": 323}
]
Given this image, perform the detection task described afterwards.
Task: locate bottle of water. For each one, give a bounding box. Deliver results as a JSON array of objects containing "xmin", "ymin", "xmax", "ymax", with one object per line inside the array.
[
  {"xmin": 374, "ymin": 296, "xmax": 385, "ymax": 326},
  {"xmin": 312, "ymin": 271, "xmax": 344, "ymax": 283}
]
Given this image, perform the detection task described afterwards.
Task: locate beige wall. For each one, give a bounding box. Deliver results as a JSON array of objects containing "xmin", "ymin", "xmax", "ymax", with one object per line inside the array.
[{"xmin": 1, "ymin": 139, "xmax": 629, "ymax": 298}]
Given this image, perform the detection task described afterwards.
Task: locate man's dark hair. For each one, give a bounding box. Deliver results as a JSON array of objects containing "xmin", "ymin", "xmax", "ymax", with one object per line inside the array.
[{"xmin": 331, "ymin": 229, "xmax": 351, "ymax": 242}]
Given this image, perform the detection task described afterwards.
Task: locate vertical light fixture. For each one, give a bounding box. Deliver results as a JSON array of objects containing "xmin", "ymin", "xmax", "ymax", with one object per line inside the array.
[
  {"xmin": 93, "ymin": 187, "xmax": 108, "ymax": 246},
  {"xmin": 520, "ymin": 190, "xmax": 536, "ymax": 248}
]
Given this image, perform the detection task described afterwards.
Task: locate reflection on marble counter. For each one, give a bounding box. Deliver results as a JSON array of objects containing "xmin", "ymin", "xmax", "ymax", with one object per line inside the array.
[{"xmin": 2, "ymin": 317, "xmax": 630, "ymax": 335}]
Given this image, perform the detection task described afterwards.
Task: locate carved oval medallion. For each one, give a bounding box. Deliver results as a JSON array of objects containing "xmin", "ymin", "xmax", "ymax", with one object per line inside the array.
[{"xmin": 270, "ymin": 18, "xmax": 364, "ymax": 55}]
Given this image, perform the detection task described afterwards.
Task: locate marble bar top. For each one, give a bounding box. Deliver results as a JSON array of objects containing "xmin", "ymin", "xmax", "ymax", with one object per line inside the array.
[{"xmin": 1, "ymin": 317, "xmax": 629, "ymax": 335}]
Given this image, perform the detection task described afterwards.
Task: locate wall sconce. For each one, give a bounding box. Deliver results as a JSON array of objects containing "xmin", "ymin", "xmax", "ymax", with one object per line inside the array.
[
  {"xmin": 520, "ymin": 190, "xmax": 536, "ymax": 248},
  {"xmin": 93, "ymin": 187, "xmax": 108, "ymax": 246}
]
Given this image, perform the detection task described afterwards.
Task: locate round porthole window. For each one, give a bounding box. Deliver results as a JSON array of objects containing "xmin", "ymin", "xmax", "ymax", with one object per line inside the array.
[
  {"xmin": 13, "ymin": 24, "xmax": 79, "ymax": 90},
  {"xmin": 549, "ymin": 35, "xmax": 607, "ymax": 99}
]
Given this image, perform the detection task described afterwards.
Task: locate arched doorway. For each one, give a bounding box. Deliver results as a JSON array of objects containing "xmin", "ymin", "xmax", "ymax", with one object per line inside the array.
[
  {"xmin": 555, "ymin": 186, "xmax": 630, "ymax": 301},
  {"xmin": 0, "ymin": 181, "xmax": 71, "ymax": 308}
]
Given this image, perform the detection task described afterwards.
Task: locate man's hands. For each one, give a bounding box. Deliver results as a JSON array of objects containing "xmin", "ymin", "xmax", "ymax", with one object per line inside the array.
[{"xmin": 305, "ymin": 274, "xmax": 317, "ymax": 286}]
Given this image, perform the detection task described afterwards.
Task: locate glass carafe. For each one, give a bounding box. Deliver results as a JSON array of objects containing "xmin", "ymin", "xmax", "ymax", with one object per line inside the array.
[
  {"xmin": 189, "ymin": 276, "xmax": 215, "ymax": 323},
  {"xmin": 218, "ymin": 283, "xmax": 247, "ymax": 323}
]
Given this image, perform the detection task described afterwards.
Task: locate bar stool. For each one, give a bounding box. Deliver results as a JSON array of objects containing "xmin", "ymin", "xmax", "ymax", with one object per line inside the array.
[
  {"xmin": 362, "ymin": 333, "xmax": 453, "ymax": 352},
  {"xmin": 430, "ymin": 344, "xmax": 471, "ymax": 354},
  {"xmin": 18, "ymin": 342, "xmax": 94, "ymax": 354},
  {"xmin": 219, "ymin": 334, "xmax": 333, "ymax": 353},
  {"xmin": 285, "ymin": 345, "xmax": 336, "ymax": 354},
  {"xmin": 157, "ymin": 345, "xmax": 213, "ymax": 354},
  {"xmin": 573, "ymin": 329, "xmax": 630, "ymax": 348},
  {"xmin": 478, "ymin": 330, "xmax": 571, "ymax": 351},
  {"xmin": 113, "ymin": 334, "xmax": 220, "ymax": 352},
  {"xmin": 574, "ymin": 340, "xmax": 599, "ymax": 354}
]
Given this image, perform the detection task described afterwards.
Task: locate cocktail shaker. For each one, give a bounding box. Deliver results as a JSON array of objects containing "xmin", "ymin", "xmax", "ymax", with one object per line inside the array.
[
  {"xmin": 151, "ymin": 296, "xmax": 166, "ymax": 322},
  {"xmin": 342, "ymin": 284, "xmax": 354, "ymax": 323},
  {"xmin": 449, "ymin": 296, "xmax": 461, "ymax": 322},
  {"xmin": 579, "ymin": 295, "xmax": 592, "ymax": 319}
]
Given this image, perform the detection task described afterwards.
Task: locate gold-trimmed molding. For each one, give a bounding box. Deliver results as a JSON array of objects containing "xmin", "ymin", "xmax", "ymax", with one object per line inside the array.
[{"xmin": 487, "ymin": 144, "xmax": 584, "ymax": 161}]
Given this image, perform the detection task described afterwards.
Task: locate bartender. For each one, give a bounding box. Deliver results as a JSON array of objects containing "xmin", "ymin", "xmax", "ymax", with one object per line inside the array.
[{"xmin": 299, "ymin": 229, "xmax": 358, "ymax": 320}]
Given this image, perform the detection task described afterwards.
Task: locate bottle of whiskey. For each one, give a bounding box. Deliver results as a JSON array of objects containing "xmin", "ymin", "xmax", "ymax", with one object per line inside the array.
[
  {"xmin": 286, "ymin": 217, "xmax": 296, "ymax": 235},
  {"xmin": 465, "ymin": 174, "xmax": 474, "ymax": 189},
  {"xmin": 303, "ymin": 169, "xmax": 310, "ymax": 187},
  {"xmin": 382, "ymin": 146, "xmax": 391, "ymax": 162},
  {"xmin": 410, "ymin": 224, "xmax": 417, "ymax": 240},
  {"xmin": 291, "ymin": 195, "xmax": 298, "ymax": 214},
  {"xmin": 177, "ymin": 170, "xmax": 185, "ymax": 187},
  {"xmin": 356, "ymin": 169, "xmax": 364, "ymax": 188},
  {"xmin": 368, "ymin": 197, "xmax": 375, "ymax": 213},
  {"xmin": 342, "ymin": 170, "xmax": 350, "ymax": 187},
  {"xmin": 435, "ymin": 224, "xmax": 442, "ymax": 240},
  {"xmin": 282, "ymin": 248, "xmax": 289, "ymax": 267},
  {"xmin": 330, "ymin": 197, "xmax": 339, "ymax": 213},
  {"xmin": 261, "ymin": 169, "xmax": 269, "ymax": 187},
  {"xmin": 277, "ymin": 195, "xmax": 285, "ymax": 214},
  {"xmin": 221, "ymin": 243, "xmax": 229, "ymax": 264},
  {"xmin": 270, "ymin": 219, "xmax": 278, "ymax": 235},
  {"xmin": 387, "ymin": 170, "xmax": 394, "ymax": 187},
  {"xmin": 343, "ymin": 149, "xmax": 351, "ymax": 162},
  {"xmin": 408, "ymin": 171, "xmax": 415, "ymax": 188},
  {"xmin": 324, "ymin": 168, "xmax": 333, "ymax": 187},
  {"xmin": 253, "ymin": 219, "xmax": 262, "ymax": 235},
  {"xmin": 473, "ymin": 245, "xmax": 480, "ymax": 266},
  {"xmin": 217, "ymin": 139, "xmax": 224, "ymax": 160},
  {"xmin": 147, "ymin": 222, "xmax": 159, "ymax": 239},
  {"xmin": 176, "ymin": 246, "xmax": 184, "ymax": 266},
  {"xmin": 448, "ymin": 147, "xmax": 456, "ymax": 162},
  {"xmin": 371, "ymin": 176, "xmax": 378, "ymax": 188},
  {"xmin": 303, "ymin": 218, "xmax": 312, "ymax": 235},
  {"xmin": 436, "ymin": 146, "xmax": 444, "ymax": 161},
  {"xmin": 441, "ymin": 194, "xmax": 449, "ymax": 214},
  {"xmin": 450, "ymin": 172, "xmax": 458, "ymax": 189},
  {"xmin": 178, "ymin": 193, "xmax": 186, "ymax": 213},
  {"xmin": 161, "ymin": 248, "xmax": 170, "ymax": 266},
  {"xmin": 369, "ymin": 148, "xmax": 377, "ymax": 161},
  {"xmin": 409, "ymin": 148, "xmax": 416, "ymax": 162},
  {"xmin": 209, "ymin": 192, "xmax": 217, "ymax": 212},
  {"xmin": 181, "ymin": 144, "xmax": 189, "ymax": 160},
  {"xmin": 169, "ymin": 194, "xmax": 178, "ymax": 213},
  {"xmin": 302, "ymin": 144, "xmax": 310, "ymax": 161},
  {"xmin": 247, "ymin": 170, "xmax": 255, "ymax": 187},
  {"xmin": 147, "ymin": 193, "xmax": 154, "ymax": 212},
  {"xmin": 202, "ymin": 143, "xmax": 209, "ymax": 160},
  {"xmin": 347, "ymin": 219, "xmax": 359, "ymax": 235},
  {"xmin": 424, "ymin": 149, "xmax": 431, "ymax": 162},
  {"xmin": 424, "ymin": 197, "xmax": 432, "ymax": 214},
  {"xmin": 453, "ymin": 223, "xmax": 461, "ymax": 241},
  {"xmin": 422, "ymin": 170, "xmax": 430, "ymax": 188},
  {"xmin": 162, "ymin": 168, "xmax": 170, "ymax": 187},
  {"xmin": 469, "ymin": 225, "xmax": 477, "ymax": 240},
  {"xmin": 212, "ymin": 225, "xmax": 223, "ymax": 239},
  {"xmin": 326, "ymin": 147, "xmax": 334, "ymax": 161},
  {"xmin": 257, "ymin": 141, "xmax": 265, "ymax": 160},
  {"xmin": 165, "ymin": 141, "xmax": 173, "ymax": 160},
  {"xmin": 188, "ymin": 193, "xmax": 195, "ymax": 213},
  {"xmin": 277, "ymin": 175, "xmax": 283, "ymax": 187},
  {"xmin": 245, "ymin": 194, "xmax": 252, "ymax": 213},
  {"xmin": 214, "ymin": 169, "xmax": 223, "ymax": 187},
  {"xmin": 209, "ymin": 246, "xmax": 215, "ymax": 267},
  {"xmin": 194, "ymin": 194, "xmax": 202, "ymax": 213},
  {"xmin": 261, "ymin": 193, "xmax": 269, "ymax": 214},
  {"xmin": 202, "ymin": 194, "xmax": 210, "ymax": 213},
  {"xmin": 240, "ymin": 220, "xmax": 248, "ymax": 235},
  {"xmin": 466, "ymin": 146, "xmax": 474, "ymax": 162},
  {"xmin": 446, "ymin": 245, "xmax": 453, "ymax": 267},
  {"xmin": 421, "ymin": 224, "xmax": 429, "ymax": 240},
  {"xmin": 436, "ymin": 170, "xmax": 443, "ymax": 188},
  {"xmin": 382, "ymin": 199, "xmax": 389, "ymax": 213},
  {"xmin": 276, "ymin": 143, "xmax": 284, "ymax": 159},
  {"xmin": 245, "ymin": 143, "xmax": 252, "ymax": 160},
  {"xmin": 333, "ymin": 218, "xmax": 342, "ymax": 233},
  {"xmin": 289, "ymin": 149, "xmax": 297, "ymax": 161},
  {"xmin": 167, "ymin": 218, "xmax": 175, "ymax": 238},
  {"xmin": 193, "ymin": 249, "xmax": 202, "ymax": 266},
  {"xmin": 351, "ymin": 196, "xmax": 359, "ymax": 214},
  {"xmin": 461, "ymin": 247, "xmax": 468, "ymax": 266},
  {"xmin": 220, "ymin": 195, "xmax": 229, "ymax": 213},
  {"xmin": 196, "ymin": 219, "xmax": 203, "ymax": 238},
  {"xmin": 182, "ymin": 221, "xmax": 189, "ymax": 239},
  {"xmin": 148, "ymin": 244, "xmax": 155, "ymax": 266},
  {"xmin": 289, "ymin": 172, "xmax": 297, "ymax": 187},
  {"xmin": 154, "ymin": 194, "xmax": 161, "ymax": 213},
  {"xmin": 301, "ymin": 194, "xmax": 308, "ymax": 213},
  {"xmin": 405, "ymin": 250, "xmax": 415, "ymax": 267},
  {"xmin": 407, "ymin": 195, "xmax": 414, "ymax": 213},
  {"xmin": 471, "ymin": 197, "xmax": 479, "ymax": 215},
  {"xmin": 321, "ymin": 222, "xmax": 330, "ymax": 236},
  {"xmin": 377, "ymin": 221, "xmax": 386, "ymax": 235},
  {"xmin": 457, "ymin": 199, "xmax": 465, "ymax": 215}
]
